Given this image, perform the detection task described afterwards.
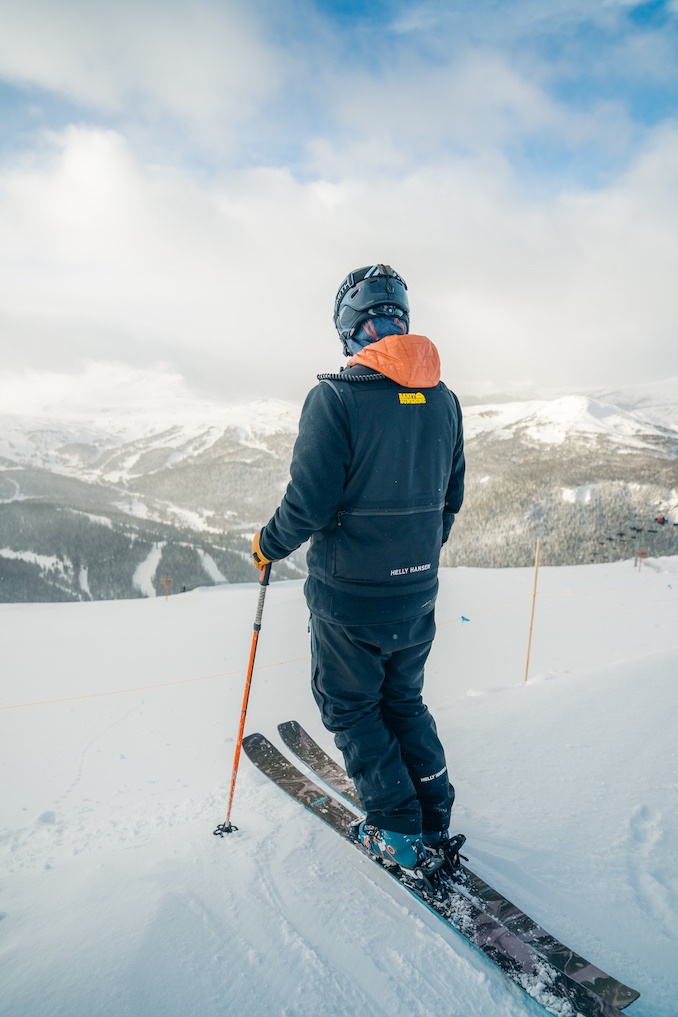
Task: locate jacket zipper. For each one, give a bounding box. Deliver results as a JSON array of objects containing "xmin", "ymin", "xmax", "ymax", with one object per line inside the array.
[{"xmin": 337, "ymin": 504, "xmax": 444, "ymax": 525}]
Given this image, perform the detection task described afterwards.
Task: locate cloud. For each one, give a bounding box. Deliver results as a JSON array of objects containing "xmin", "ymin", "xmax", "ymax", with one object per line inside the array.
[
  {"xmin": 0, "ymin": 0, "xmax": 677, "ymax": 403},
  {"xmin": 1, "ymin": 0, "xmax": 675, "ymax": 166},
  {"xmin": 0, "ymin": 0, "xmax": 283, "ymax": 136},
  {"xmin": 0, "ymin": 127, "xmax": 337, "ymax": 399},
  {"xmin": 305, "ymin": 49, "xmax": 640, "ymax": 185},
  {"xmin": 603, "ymin": 0, "xmax": 662, "ymax": 7},
  {"xmin": 2, "ymin": 121, "xmax": 678, "ymax": 402},
  {"xmin": 0, "ymin": 360, "xmax": 193, "ymax": 418}
]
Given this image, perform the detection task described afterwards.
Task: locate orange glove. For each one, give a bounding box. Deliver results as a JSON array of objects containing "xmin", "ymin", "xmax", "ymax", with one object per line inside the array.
[{"xmin": 252, "ymin": 530, "xmax": 273, "ymax": 571}]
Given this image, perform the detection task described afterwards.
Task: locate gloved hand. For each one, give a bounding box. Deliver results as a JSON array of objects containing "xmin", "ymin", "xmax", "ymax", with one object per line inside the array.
[{"xmin": 252, "ymin": 530, "xmax": 273, "ymax": 571}]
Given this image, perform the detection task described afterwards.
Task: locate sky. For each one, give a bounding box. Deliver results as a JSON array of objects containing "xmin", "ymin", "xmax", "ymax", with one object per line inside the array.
[{"xmin": 1, "ymin": 0, "xmax": 677, "ymax": 407}]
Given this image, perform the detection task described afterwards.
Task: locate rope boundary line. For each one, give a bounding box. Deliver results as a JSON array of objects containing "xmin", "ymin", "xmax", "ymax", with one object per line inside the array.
[
  {"xmin": 3, "ymin": 577, "xmax": 669, "ymax": 710},
  {"xmin": 0, "ymin": 656, "xmax": 309, "ymax": 711}
]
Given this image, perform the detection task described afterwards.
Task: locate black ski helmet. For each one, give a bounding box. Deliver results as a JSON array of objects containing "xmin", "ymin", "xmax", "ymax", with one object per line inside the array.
[{"xmin": 333, "ymin": 264, "xmax": 410, "ymax": 355}]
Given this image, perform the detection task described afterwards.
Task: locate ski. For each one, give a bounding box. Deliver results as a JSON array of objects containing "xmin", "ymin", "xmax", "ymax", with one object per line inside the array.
[
  {"xmin": 277, "ymin": 719, "xmax": 639, "ymax": 1012},
  {"xmin": 243, "ymin": 731, "xmax": 633, "ymax": 1017}
]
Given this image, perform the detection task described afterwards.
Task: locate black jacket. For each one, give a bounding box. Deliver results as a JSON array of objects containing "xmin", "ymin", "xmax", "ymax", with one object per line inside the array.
[{"xmin": 260, "ymin": 336, "xmax": 464, "ymax": 624}]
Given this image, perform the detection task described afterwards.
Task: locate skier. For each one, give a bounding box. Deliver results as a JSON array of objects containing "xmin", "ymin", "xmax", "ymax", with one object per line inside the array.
[{"xmin": 252, "ymin": 264, "xmax": 465, "ymax": 869}]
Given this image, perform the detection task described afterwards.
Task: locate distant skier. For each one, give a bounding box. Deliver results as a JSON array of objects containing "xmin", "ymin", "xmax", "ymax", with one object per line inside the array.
[{"xmin": 252, "ymin": 264, "xmax": 465, "ymax": 869}]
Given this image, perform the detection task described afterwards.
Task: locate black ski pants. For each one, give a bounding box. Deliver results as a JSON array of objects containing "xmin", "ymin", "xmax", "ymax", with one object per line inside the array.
[{"xmin": 310, "ymin": 610, "xmax": 454, "ymax": 835}]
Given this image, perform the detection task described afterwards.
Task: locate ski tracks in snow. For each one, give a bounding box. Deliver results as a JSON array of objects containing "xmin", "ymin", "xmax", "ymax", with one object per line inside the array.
[{"xmin": 244, "ymin": 786, "xmax": 540, "ymax": 1017}]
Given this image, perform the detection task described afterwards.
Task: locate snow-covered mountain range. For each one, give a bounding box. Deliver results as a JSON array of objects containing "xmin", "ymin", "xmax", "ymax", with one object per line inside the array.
[
  {"xmin": 1, "ymin": 367, "xmax": 677, "ymax": 601},
  {"xmin": 0, "ymin": 397, "xmax": 300, "ymax": 486},
  {"xmin": 465, "ymin": 392, "xmax": 678, "ymax": 450}
]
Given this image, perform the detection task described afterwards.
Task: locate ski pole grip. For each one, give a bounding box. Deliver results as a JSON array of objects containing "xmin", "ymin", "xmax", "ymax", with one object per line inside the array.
[
  {"xmin": 254, "ymin": 562, "xmax": 271, "ymax": 630},
  {"xmin": 260, "ymin": 561, "xmax": 272, "ymax": 587}
]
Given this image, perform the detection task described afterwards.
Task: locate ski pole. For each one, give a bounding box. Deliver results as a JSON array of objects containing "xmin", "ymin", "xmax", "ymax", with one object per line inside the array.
[{"xmin": 214, "ymin": 561, "xmax": 272, "ymax": 836}]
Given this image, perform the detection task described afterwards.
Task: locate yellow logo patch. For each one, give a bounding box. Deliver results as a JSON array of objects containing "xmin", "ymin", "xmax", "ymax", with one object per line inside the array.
[{"xmin": 398, "ymin": 392, "xmax": 427, "ymax": 405}]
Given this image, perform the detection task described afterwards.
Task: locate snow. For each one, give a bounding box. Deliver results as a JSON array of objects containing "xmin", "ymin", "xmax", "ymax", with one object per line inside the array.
[
  {"xmin": 0, "ymin": 548, "xmax": 67, "ymax": 572},
  {"xmin": 70, "ymin": 509, "xmax": 115, "ymax": 529},
  {"xmin": 463, "ymin": 395, "xmax": 673, "ymax": 448},
  {"xmin": 1, "ymin": 560, "xmax": 677, "ymax": 1017},
  {"xmin": 131, "ymin": 542, "xmax": 164, "ymax": 597},
  {"xmin": 561, "ymin": 485, "xmax": 593, "ymax": 505},
  {"xmin": 592, "ymin": 377, "xmax": 678, "ymax": 432},
  {"xmin": 0, "ymin": 363, "xmax": 300, "ymax": 481},
  {"xmin": 0, "ymin": 475, "xmax": 21, "ymax": 502},
  {"xmin": 0, "ymin": 404, "xmax": 298, "ymax": 484},
  {"xmin": 197, "ymin": 550, "xmax": 227, "ymax": 583},
  {"xmin": 78, "ymin": 566, "xmax": 92, "ymax": 599},
  {"xmin": 0, "ymin": 366, "xmax": 301, "ymax": 507}
]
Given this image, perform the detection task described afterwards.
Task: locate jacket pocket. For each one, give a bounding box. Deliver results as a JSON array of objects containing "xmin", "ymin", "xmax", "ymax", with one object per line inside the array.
[{"xmin": 333, "ymin": 505, "xmax": 443, "ymax": 584}]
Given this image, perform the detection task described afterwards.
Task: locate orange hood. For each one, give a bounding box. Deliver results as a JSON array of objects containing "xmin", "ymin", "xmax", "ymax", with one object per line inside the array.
[{"xmin": 347, "ymin": 333, "xmax": 441, "ymax": 388}]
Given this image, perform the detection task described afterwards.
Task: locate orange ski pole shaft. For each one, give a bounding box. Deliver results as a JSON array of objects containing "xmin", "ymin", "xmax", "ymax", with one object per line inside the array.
[{"xmin": 214, "ymin": 562, "xmax": 271, "ymax": 835}]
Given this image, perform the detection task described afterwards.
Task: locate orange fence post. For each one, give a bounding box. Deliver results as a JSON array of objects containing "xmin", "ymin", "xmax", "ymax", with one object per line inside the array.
[{"xmin": 524, "ymin": 539, "xmax": 542, "ymax": 683}]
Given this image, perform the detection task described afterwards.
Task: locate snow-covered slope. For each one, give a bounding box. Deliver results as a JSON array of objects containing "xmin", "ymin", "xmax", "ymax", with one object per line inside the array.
[
  {"xmin": 1, "ymin": 560, "xmax": 676, "ymax": 1016},
  {"xmin": 0, "ymin": 398, "xmax": 300, "ymax": 484},
  {"xmin": 592, "ymin": 376, "xmax": 678, "ymax": 433}
]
